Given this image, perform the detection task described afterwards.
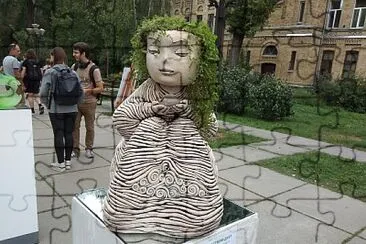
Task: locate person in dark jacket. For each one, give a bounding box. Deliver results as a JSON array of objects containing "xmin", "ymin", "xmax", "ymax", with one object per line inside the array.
[
  {"xmin": 21, "ymin": 49, "xmax": 44, "ymax": 114},
  {"xmin": 40, "ymin": 47, "xmax": 83, "ymax": 172}
]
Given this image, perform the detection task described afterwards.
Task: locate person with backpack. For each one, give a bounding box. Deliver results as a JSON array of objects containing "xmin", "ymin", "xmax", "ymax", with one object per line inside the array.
[
  {"xmin": 39, "ymin": 47, "xmax": 83, "ymax": 172},
  {"xmin": 71, "ymin": 42, "xmax": 104, "ymax": 159},
  {"xmin": 21, "ymin": 49, "xmax": 45, "ymax": 114}
]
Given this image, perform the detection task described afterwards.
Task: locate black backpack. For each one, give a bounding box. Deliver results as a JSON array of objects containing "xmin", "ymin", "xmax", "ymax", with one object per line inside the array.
[
  {"xmin": 49, "ymin": 67, "xmax": 82, "ymax": 108},
  {"xmin": 25, "ymin": 59, "xmax": 42, "ymax": 81}
]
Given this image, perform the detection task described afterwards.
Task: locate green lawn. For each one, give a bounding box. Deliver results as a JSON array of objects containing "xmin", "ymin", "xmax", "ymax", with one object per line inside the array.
[
  {"xmin": 218, "ymin": 103, "xmax": 366, "ymax": 150},
  {"xmin": 208, "ymin": 128, "xmax": 265, "ymax": 149},
  {"xmin": 256, "ymin": 152, "xmax": 366, "ymax": 202}
]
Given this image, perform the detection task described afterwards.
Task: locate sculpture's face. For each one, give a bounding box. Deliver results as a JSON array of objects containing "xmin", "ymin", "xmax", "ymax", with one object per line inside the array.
[{"xmin": 146, "ymin": 30, "xmax": 200, "ymax": 87}]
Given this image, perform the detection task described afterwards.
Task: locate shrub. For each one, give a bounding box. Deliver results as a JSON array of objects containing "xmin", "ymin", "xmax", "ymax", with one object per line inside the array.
[
  {"xmin": 338, "ymin": 77, "xmax": 366, "ymax": 113},
  {"xmin": 315, "ymin": 76, "xmax": 341, "ymax": 106},
  {"xmin": 248, "ymin": 75, "xmax": 293, "ymax": 120},
  {"xmin": 217, "ymin": 65, "xmax": 259, "ymax": 114},
  {"xmin": 317, "ymin": 76, "xmax": 366, "ymax": 113}
]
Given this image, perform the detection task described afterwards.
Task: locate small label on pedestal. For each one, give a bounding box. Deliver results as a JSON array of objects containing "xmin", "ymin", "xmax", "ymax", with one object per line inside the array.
[{"xmin": 202, "ymin": 228, "xmax": 237, "ymax": 244}]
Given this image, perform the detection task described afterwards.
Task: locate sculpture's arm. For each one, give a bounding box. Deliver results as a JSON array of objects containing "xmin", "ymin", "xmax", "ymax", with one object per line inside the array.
[
  {"xmin": 112, "ymin": 95, "xmax": 155, "ymax": 139},
  {"xmin": 173, "ymin": 100, "xmax": 218, "ymax": 139}
]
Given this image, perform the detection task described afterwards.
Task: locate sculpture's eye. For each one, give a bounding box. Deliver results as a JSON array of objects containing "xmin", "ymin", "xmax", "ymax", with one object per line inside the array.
[
  {"xmin": 148, "ymin": 47, "xmax": 159, "ymax": 55},
  {"xmin": 175, "ymin": 48, "xmax": 189, "ymax": 57}
]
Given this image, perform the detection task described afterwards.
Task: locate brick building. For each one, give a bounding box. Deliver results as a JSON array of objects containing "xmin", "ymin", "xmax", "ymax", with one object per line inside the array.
[{"xmin": 173, "ymin": 0, "xmax": 366, "ymax": 85}]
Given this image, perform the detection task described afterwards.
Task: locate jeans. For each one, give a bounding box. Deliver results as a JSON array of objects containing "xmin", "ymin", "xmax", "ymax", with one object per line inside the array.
[
  {"xmin": 49, "ymin": 112, "xmax": 77, "ymax": 163},
  {"xmin": 73, "ymin": 102, "xmax": 97, "ymax": 151}
]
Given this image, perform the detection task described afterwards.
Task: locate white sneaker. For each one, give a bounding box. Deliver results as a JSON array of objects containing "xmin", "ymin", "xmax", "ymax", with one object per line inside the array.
[
  {"xmin": 85, "ymin": 149, "xmax": 94, "ymax": 158},
  {"xmin": 71, "ymin": 150, "xmax": 79, "ymax": 158},
  {"xmin": 65, "ymin": 160, "xmax": 71, "ymax": 170},
  {"xmin": 51, "ymin": 162, "xmax": 66, "ymax": 172}
]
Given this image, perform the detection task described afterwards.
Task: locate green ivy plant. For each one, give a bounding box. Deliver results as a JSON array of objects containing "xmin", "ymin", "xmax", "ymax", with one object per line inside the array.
[{"xmin": 130, "ymin": 15, "xmax": 219, "ymax": 136}]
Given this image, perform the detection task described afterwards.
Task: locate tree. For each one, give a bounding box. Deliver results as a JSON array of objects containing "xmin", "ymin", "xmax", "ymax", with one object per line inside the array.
[{"xmin": 225, "ymin": 0, "xmax": 277, "ymax": 66}]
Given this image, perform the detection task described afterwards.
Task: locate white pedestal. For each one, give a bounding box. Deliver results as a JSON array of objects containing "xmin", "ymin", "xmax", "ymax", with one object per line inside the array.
[
  {"xmin": 72, "ymin": 189, "xmax": 259, "ymax": 244},
  {"xmin": 0, "ymin": 109, "xmax": 39, "ymax": 243}
]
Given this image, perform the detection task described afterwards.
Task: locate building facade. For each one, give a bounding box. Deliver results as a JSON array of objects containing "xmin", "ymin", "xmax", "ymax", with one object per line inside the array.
[{"xmin": 173, "ymin": 0, "xmax": 366, "ymax": 86}]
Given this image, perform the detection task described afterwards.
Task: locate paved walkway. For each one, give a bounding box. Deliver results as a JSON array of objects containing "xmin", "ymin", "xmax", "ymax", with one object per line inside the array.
[{"xmin": 32, "ymin": 104, "xmax": 366, "ymax": 244}]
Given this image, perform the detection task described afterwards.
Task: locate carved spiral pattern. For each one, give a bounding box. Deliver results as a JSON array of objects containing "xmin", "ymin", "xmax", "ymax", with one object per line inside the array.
[{"xmin": 103, "ymin": 79, "xmax": 223, "ymax": 238}]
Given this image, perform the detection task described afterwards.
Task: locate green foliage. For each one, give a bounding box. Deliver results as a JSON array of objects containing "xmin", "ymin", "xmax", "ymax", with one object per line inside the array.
[
  {"xmin": 257, "ymin": 152, "xmax": 366, "ymax": 202},
  {"xmin": 217, "ymin": 65, "xmax": 260, "ymax": 114},
  {"xmin": 225, "ymin": 0, "xmax": 277, "ymax": 65},
  {"xmin": 0, "ymin": 0, "xmax": 171, "ymax": 72},
  {"xmin": 317, "ymin": 76, "xmax": 366, "ymax": 113},
  {"xmin": 248, "ymin": 75, "xmax": 293, "ymax": 120},
  {"xmin": 226, "ymin": 0, "xmax": 277, "ymax": 37},
  {"xmin": 131, "ymin": 16, "xmax": 219, "ymax": 134}
]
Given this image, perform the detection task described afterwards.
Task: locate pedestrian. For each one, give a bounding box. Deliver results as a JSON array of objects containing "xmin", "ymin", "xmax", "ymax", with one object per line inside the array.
[
  {"xmin": 71, "ymin": 42, "xmax": 104, "ymax": 158},
  {"xmin": 21, "ymin": 49, "xmax": 45, "ymax": 114},
  {"xmin": 2, "ymin": 43, "xmax": 25, "ymax": 105},
  {"xmin": 39, "ymin": 47, "xmax": 83, "ymax": 172},
  {"xmin": 2, "ymin": 43, "xmax": 21, "ymax": 79},
  {"xmin": 42, "ymin": 58, "xmax": 53, "ymax": 75}
]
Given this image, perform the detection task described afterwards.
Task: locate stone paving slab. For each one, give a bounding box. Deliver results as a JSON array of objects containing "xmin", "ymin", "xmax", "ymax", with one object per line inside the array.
[
  {"xmin": 214, "ymin": 151, "xmax": 246, "ymax": 170},
  {"xmin": 93, "ymin": 147, "xmax": 116, "ymax": 163},
  {"xmin": 249, "ymin": 140, "xmax": 312, "ymax": 155},
  {"xmin": 218, "ymin": 121, "xmax": 289, "ymax": 141},
  {"xmin": 218, "ymin": 178, "xmax": 264, "ymax": 206},
  {"xmin": 247, "ymin": 200, "xmax": 354, "ymax": 244},
  {"xmin": 219, "ymin": 165, "xmax": 306, "ymax": 197},
  {"xmin": 34, "ymin": 153, "xmax": 110, "ymax": 177},
  {"xmin": 216, "ymin": 145, "xmax": 281, "ymax": 162},
  {"xmin": 285, "ymin": 135, "xmax": 331, "ymax": 150},
  {"xmin": 321, "ymin": 145, "xmax": 366, "ymax": 163},
  {"xmin": 361, "ymin": 230, "xmax": 366, "ymax": 240},
  {"xmin": 32, "ymin": 128, "xmax": 54, "ymax": 141},
  {"xmin": 33, "ymin": 139, "xmax": 55, "ymax": 156},
  {"xmin": 37, "ymin": 207, "xmax": 72, "ymax": 244},
  {"xmin": 273, "ymin": 184, "xmax": 366, "ymax": 239},
  {"xmin": 36, "ymin": 177, "xmax": 68, "ymax": 213},
  {"xmin": 31, "ymin": 120, "xmax": 50, "ymax": 129},
  {"xmin": 42, "ymin": 166, "xmax": 111, "ymax": 205}
]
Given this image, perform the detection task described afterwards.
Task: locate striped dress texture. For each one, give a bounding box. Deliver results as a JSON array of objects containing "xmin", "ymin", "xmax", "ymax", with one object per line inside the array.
[{"xmin": 103, "ymin": 79, "xmax": 223, "ymax": 238}]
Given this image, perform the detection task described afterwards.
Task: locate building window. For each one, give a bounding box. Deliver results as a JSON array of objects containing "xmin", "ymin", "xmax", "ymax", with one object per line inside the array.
[
  {"xmin": 246, "ymin": 50, "xmax": 251, "ymax": 64},
  {"xmin": 197, "ymin": 15, "xmax": 202, "ymax": 22},
  {"xmin": 288, "ymin": 51, "xmax": 296, "ymax": 70},
  {"xmin": 208, "ymin": 14, "xmax": 215, "ymax": 31},
  {"xmin": 342, "ymin": 51, "xmax": 359, "ymax": 78},
  {"xmin": 351, "ymin": 0, "xmax": 366, "ymax": 28},
  {"xmin": 263, "ymin": 45, "xmax": 278, "ymax": 56},
  {"xmin": 328, "ymin": 0, "xmax": 342, "ymax": 28},
  {"xmin": 320, "ymin": 50, "xmax": 335, "ymax": 76},
  {"xmin": 298, "ymin": 1, "xmax": 306, "ymax": 23}
]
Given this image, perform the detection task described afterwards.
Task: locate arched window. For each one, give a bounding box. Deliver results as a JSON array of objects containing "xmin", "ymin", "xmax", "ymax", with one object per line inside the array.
[
  {"xmin": 197, "ymin": 5, "xmax": 203, "ymax": 12},
  {"xmin": 174, "ymin": 9, "xmax": 180, "ymax": 15},
  {"xmin": 263, "ymin": 45, "xmax": 278, "ymax": 56}
]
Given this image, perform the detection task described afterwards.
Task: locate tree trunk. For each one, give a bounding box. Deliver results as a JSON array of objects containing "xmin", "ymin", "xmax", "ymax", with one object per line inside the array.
[
  {"xmin": 26, "ymin": 0, "xmax": 35, "ymax": 27},
  {"xmin": 229, "ymin": 33, "xmax": 244, "ymax": 66}
]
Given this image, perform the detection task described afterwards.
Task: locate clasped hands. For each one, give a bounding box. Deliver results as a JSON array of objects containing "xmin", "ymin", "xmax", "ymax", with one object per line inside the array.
[{"xmin": 152, "ymin": 95, "xmax": 189, "ymax": 120}]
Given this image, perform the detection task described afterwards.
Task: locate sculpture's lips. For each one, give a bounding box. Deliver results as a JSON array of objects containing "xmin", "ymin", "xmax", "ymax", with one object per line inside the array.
[{"xmin": 159, "ymin": 69, "xmax": 176, "ymax": 76}]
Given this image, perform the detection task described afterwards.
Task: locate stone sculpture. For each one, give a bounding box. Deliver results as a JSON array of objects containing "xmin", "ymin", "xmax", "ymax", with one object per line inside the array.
[{"xmin": 103, "ymin": 16, "xmax": 223, "ymax": 239}]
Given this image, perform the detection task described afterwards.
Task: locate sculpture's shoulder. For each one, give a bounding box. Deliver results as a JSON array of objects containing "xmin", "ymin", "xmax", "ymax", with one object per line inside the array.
[{"xmin": 129, "ymin": 78, "xmax": 161, "ymax": 102}]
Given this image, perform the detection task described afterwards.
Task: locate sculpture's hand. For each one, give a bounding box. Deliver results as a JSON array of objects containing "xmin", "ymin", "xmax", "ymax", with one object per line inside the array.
[{"xmin": 152, "ymin": 101, "xmax": 171, "ymax": 116}]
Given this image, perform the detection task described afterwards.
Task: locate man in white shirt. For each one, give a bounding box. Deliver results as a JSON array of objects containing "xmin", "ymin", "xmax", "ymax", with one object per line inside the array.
[
  {"xmin": 2, "ymin": 43, "xmax": 21, "ymax": 79},
  {"xmin": 2, "ymin": 43, "xmax": 25, "ymax": 106}
]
